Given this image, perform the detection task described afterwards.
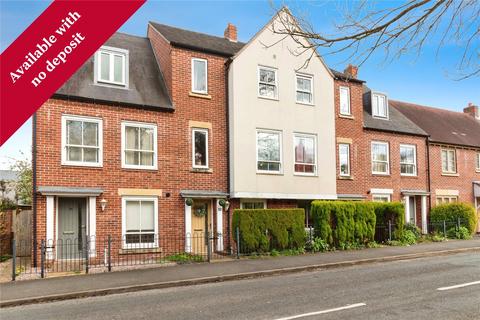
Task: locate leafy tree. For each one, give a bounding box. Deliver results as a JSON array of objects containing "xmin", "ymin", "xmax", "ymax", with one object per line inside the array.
[{"xmin": 10, "ymin": 157, "xmax": 32, "ymax": 206}]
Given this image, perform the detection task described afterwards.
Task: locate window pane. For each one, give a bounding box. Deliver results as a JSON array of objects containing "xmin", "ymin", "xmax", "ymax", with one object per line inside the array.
[
  {"xmin": 194, "ymin": 131, "xmax": 207, "ymax": 166},
  {"xmin": 126, "ymin": 201, "xmax": 141, "ymax": 232},
  {"xmin": 339, "ymin": 144, "xmax": 350, "ymax": 175},
  {"xmin": 113, "ymin": 55, "xmax": 123, "ymax": 83},
  {"xmin": 140, "ymin": 201, "xmax": 154, "ymax": 231},
  {"xmin": 257, "ymin": 132, "xmax": 280, "ymax": 162},
  {"xmin": 67, "ymin": 146, "xmax": 82, "ymax": 161},
  {"xmin": 125, "ymin": 151, "xmax": 139, "ymax": 165},
  {"xmin": 259, "ymin": 69, "xmax": 275, "ymax": 84},
  {"xmin": 297, "ymin": 77, "xmax": 311, "ymax": 92},
  {"xmin": 295, "ymin": 136, "xmax": 314, "ymax": 164},
  {"xmin": 140, "ymin": 152, "xmax": 153, "ymax": 166},
  {"xmin": 83, "ymin": 148, "xmax": 98, "ymax": 163},
  {"xmin": 400, "ymin": 146, "xmax": 414, "ymax": 163},
  {"xmin": 125, "ymin": 126, "xmax": 139, "ymax": 150},
  {"xmin": 67, "ymin": 120, "xmax": 82, "ymax": 145},
  {"xmin": 140, "ymin": 128, "xmax": 154, "ymax": 151},
  {"xmin": 373, "ymin": 162, "xmax": 387, "ymax": 173},
  {"xmin": 340, "ymin": 88, "xmax": 350, "ymax": 114},
  {"xmin": 83, "ymin": 122, "xmax": 98, "ymax": 146},
  {"xmin": 372, "ymin": 144, "xmax": 387, "ymax": 161},
  {"xmin": 193, "ymin": 60, "xmax": 206, "ymax": 92},
  {"xmin": 100, "ymin": 52, "xmax": 110, "ymax": 81},
  {"xmin": 296, "ymin": 91, "xmax": 311, "ymax": 103},
  {"xmin": 259, "ymin": 84, "xmax": 276, "ymax": 98}
]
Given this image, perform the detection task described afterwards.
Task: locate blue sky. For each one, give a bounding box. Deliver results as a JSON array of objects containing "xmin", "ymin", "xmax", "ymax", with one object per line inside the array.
[{"xmin": 1, "ymin": 0, "xmax": 479, "ymax": 169}]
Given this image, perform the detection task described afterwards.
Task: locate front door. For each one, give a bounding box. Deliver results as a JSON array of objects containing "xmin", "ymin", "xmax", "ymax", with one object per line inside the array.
[
  {"xmin": 191, "ymin": 201, "xmax": 210, "ymax": 255},
  {"xmin": 58, "ymin": 198, "xmax": 86, "ymax": 259},
  {"xmin": 408, "ymin": 197, "xmax": 416, "ymax": 225}
]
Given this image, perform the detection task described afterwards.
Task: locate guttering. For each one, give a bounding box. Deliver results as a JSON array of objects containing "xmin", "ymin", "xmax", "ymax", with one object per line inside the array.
[
  {"xmin": 32, "ymin": 113, "xmax": 37, "ymax": 267},
  {"xmin": 225, "ymin": 57, "xmax": 232, "ymax": 254}
]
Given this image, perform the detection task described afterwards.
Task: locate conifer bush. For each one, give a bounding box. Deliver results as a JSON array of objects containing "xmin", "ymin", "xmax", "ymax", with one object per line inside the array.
[
  {"xmin": 430, "ymin": 203, "xmax": 477, "ymax": 235},
  {"xmin": 310, "ymin": 201, "xmax": 376, "ymax": 247},
  {"xmin": 232, "ymin": 209, "xmax": 305, "ymax": 253}
]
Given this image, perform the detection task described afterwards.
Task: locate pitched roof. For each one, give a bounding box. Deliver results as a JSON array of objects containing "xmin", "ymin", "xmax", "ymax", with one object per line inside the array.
[
  {"xmin": 362, "ymin": 87, "xmax": 428, "ymax": 136},
  {"xmin": 55, "ymin": 32, "xmax": 173, "ymax": 110},
  {"xmin": 391, "ymin": 100, "xmax": 480, "ymax": 148},
  {"xmin": 149, "ymin": 22, "xmax": 245, "ymax": 57}
]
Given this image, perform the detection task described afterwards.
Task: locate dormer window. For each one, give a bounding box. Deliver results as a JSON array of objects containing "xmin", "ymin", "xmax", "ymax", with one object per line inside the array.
[
  {"xmin": 372, "ymin": 93, "xmax": 388, "ymax": 119},
  {"xmin": 95, "ymin": 46, "xmax": 129, "ymax": 87}
]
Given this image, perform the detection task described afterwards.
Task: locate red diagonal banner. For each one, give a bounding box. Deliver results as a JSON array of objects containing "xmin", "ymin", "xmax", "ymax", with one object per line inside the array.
[{"xmin": 0, "ymin": 0, "xmax": 145, "ymax": 145}]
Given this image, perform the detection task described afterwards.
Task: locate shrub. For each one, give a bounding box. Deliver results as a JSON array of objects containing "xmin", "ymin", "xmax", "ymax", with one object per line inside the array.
[
  {"xmin": 447, "ymin": 226, "xmax": 472, "ymax": 240},
  {"xmin": 430, "ymin": 203, "xmax": 477, "ymax": 235},
  {"xmin": 232, "ymin": 209, "xmax": 306, "ymax": 253},
  {"xmin": 400, "ymin": 230, "xmax": 417, "ymax": 245},
  {"xmin": 404, "ymin": 222, "xmax": 421, "ymax": 239},
  {"xmin": 373, "ymin": 202, "xmax": 405, "ymax": 241},
  {"xmin": 310, "ymin": 201, "xmax": 376, "ymax": 247},
  {"xmin": 306, "ymin": 237, "xmax": 330, "ymax": 253}
]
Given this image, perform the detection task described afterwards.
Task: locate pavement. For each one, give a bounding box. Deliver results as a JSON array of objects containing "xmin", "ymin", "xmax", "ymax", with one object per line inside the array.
[
  {"xmin": 0, "ymin": 238, "xmax": 479, "ymax": 308},
  {"xmin": 1, "ymin": 252, "xmax": 479, "ymax": 319}
]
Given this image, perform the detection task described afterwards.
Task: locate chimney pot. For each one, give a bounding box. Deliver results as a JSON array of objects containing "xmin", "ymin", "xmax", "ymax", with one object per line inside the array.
[
  {"xmin": 344, "ymin": 64, "xmax": 358, "ymax": 79},
  {"xmin": 224, "ymin": 23, "xmax": 237, "ymax": 42}
]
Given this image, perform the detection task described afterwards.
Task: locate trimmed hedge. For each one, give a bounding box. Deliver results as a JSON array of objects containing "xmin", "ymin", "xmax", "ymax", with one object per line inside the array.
[
  {"xmin": 430, "ymin": 203, "xmax": 477, "ymax": 235},
  {"xmin": 232, "ymin": 209, "xmax": 305, "ymax": 252},
  {"xmin": 373, "ymin": 202, "xmax": 405, "ymax": 240},
  {"xmin": 310, "ymin": 201, "xmax": 376, "ymax": 247}
]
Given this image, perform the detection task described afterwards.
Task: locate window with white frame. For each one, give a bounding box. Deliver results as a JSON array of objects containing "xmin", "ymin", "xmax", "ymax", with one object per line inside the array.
[
  {"xmin": 371, "ymin": 141, "xmax": 389, "ymax": 174},
  {"xmin": 241, "ymin": 200, "xmax": 266, "ymax": 209},
  {"xmin": 372, "ymin": 93, "xmax": 388, "ymax": 118},
  {"xmin": 476, "ymin": 153, "xmax": 480, "ymax": 171},
  {"xmin": 339, "ymin": 143, "xmax": 350, "ymax": 176},
  {"xmin": 294, "ymin": 134, "xmax": 316, "ymax": 174},
  {"xmin": 400, "ymin": 144, "xmax": 417, "ymax": 176},
  {"xmin": 122, "ymin": 197, "xmax": 158, "ymax": 248},
  {"xmin": 95, "ymin": 46, "xmax": 128, "ymax": 86},
  {"xmin": 191, "ymin": 58, "xmax": 207, "ymax": 94},
  {"xmin": 257, "ymin": 130, "xmax": 282, "ymax": 173},
  {"xmin": 296, "ymin": 74, "xmax": 313, "ymax": 104},
  {"xmin": 436, "ymin": 196, "xmax": 458, "ymax": 205},
  {"xmin": 339, "ymin": 86, "xmax": 351, "ymax": 115},
  {"xmin": 61, "ymin": 115, "xmax": 102, "ymax": 166},
  {"xmin": 192, "ymin": 128, "xmax": 208, "ymax": 168},
  {"xmin": 258, "ymin": 66, "xmax": 278, "ymax": 99},
  {"xmin": 122, "ymin": 122, "xmax": 157, "ymax": 169},
  {"xmin": 441, "ymin": 149, "xmax": 456, "ymax": 173},
  {"xmin": 372, "ymin": 194, "xmax": 391, "ymax": 202}
]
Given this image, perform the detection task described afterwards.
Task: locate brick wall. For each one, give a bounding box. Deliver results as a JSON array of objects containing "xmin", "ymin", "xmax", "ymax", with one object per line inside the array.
[
  {"xmin": 34, "ymin": 34, "xmax": 230, "ymax": 248},
  {"xmin": 428, "ymin": 144, "xmax": 480, "ymax": 206}
]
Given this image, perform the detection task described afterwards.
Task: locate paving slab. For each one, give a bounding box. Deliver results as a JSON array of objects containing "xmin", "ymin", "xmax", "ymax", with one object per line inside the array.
[{"xmin": 0, "ymin": 238, "xmax": 479, "ymax": 307}]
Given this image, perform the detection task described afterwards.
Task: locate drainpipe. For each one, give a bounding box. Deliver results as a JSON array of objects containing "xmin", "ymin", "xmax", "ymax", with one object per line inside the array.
[
  {"xmin": 426, "ymin": 137, "xmax": 431, "ymax": 215},
  {"xmin": 32, "ymin": 113, "xmax": 38, "ymax": 267},
  {"xmin": 225, "ymin": 58, "xmax": 232, "ymax": 254}
]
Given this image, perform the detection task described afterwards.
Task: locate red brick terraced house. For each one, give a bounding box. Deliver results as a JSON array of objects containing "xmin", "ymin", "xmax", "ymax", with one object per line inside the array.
[
  {"xmin": 333, "ymin": 67, "xmax": 431, "ymax": 232},
  {"xmin": 393, "ymin": 101, "xmax": 480, "ymax": 232},
  {"xmin": 33, "ymin": 26, "xmax": 244, "ymax": 263}
]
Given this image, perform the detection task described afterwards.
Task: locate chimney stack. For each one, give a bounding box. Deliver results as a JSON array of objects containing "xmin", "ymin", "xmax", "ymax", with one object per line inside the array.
[
  {"xmin": 344, "ymin": 64, "xmax": 358, "ymax": 79},
  {"xmin": 224, "ymin": 23, "xmax": 237, "ymax": 42},
  {"xmin": 463, "ymin": 102, "xmax": 479, "ymax": 120}
]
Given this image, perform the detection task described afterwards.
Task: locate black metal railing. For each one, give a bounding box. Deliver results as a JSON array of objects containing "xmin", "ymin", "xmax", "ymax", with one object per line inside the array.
[{"xmin": 9, "ymin": 232, "xmax": 230, "ymax": 281}]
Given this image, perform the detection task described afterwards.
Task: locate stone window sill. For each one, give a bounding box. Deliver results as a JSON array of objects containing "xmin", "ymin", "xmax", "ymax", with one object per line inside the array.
[
  {"xmin": 339, "ymin": 114, "xmax": 354, "ymax": 120},
  {"xmin": 189, "ymin": 92, "xmax": 212, "ymax": 100},
  {"xmin": 441, "ymin": 172, "xmax": 459, "ymax": 177},
  {"xmin": 338, "ymin": 175, "xmax": 354, "ymax": 180},
  {"xmin": 191, "ymin": 168, "xmax": 213, "ymax": 174}
]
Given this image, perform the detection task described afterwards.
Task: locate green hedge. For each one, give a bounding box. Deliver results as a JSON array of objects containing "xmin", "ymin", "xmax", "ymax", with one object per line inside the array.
[
  {"xmin": 373, "ymin": 202, "xmax": 405, "ymax": 240},
  {"xmin": 430, "ymin": 203, "xmax": 477, "ymax": 234},
  {"xmin": 232, "ymin": 209, "xmax": 305, "ymax": 252},
  {"xmin": 310, "ymin": 201, "xmax": 376, "ymax": 247}
]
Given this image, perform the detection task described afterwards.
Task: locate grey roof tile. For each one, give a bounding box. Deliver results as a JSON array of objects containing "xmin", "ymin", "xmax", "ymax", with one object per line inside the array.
[{"xmin": 55, "ymin": 32, "xmax": 173, "ymax": 110}]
